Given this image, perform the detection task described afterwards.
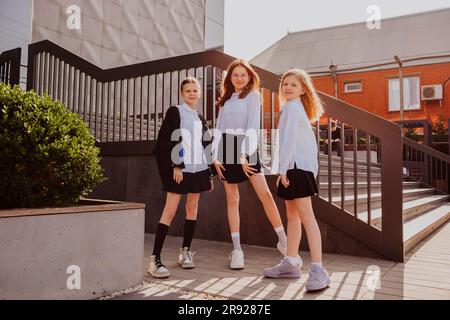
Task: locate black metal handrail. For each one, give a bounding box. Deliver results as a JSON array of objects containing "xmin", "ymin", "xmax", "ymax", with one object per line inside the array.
[
  {"xmin": 0, "ymin": 48, "xmax": 21, "ymax": 86},
  {"xmin": 403, "ymin": 136, "xmax": 450, "ymax": 194},
  {"xmin": 26, "ymin": 40, "xmax": 279, "ymax": 144},
  {"xmin": 27, "ymin": 40, "xmax": 279, "ymax": 88}
]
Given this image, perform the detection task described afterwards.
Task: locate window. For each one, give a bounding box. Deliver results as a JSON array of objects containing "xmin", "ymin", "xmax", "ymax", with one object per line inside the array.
[
  {"xmin": 344, "ymin": 81, "xmax": 362, "ymax": 93},
  {"xmin": 388, "ymin": 76, "xmax": 420, "ymax": 111}
]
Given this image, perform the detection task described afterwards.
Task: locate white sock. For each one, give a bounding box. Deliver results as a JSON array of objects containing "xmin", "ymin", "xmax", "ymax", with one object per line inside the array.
[
  {"xmin": 311, "ymin": 262, "xmax": 323, "ymax": 268},
  {"xmin": 286, "ymin": 256, "xmax": 300, "ymax": 266},
  {"xmin": 231, "ymin": 232, "xmax": 241, "ymax": 251},
  {"xmin": 274, "ymin": 226, "xmax": 287, "ymax": 247}
]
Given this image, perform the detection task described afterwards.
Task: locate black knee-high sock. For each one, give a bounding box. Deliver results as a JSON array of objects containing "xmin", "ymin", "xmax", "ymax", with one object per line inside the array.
[
  {"xmin": 152, "ymin": 223, "xmax": 170, "ymax": 257},
  {"xmin": 182, "ymin": 219, "xmax": 197, "ymax": 250}
]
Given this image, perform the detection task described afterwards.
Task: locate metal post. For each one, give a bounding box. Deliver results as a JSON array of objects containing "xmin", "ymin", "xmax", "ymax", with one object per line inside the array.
[
  {"xmin": 329, "ymin": 64, "xmax": 338, "ymax": 98},
  {"xmin": 395, "ymin": 55, "xmax": 404, "ymax": 129}
]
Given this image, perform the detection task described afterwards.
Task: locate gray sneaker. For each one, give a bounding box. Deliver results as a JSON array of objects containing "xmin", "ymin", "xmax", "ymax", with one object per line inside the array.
[
  {"xmin": 178, "ymin": 247, "xmax": 195, "ymax": 269},
  {"xmin": 264, "ymin": 257, "xmax": 302, "ymax": 278},
  {"xmin": 148, "ymin": 255, "xmax": 170, "ymax": 278},
  {"xmin": 306, "ymin": 264, "xmax": 330, "ymax": 291},
  {"xmin": 276, "ymin": 242, "xmax": 304, "ymax": 269}
]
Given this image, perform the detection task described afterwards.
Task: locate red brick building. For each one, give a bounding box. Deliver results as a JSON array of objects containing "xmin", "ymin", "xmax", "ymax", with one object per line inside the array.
[
  {"xmin": 251, "ymin": 8, "xmax": 450, "ymax": 145},
  {"xmin": 312, "ymin": 61, "xmax": 450, "ymax": 126}
]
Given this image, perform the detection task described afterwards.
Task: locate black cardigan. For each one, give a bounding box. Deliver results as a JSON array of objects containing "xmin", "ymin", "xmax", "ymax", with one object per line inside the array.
[{"xmin": 153, "ymin": 106, "xmax": 214, "ymax": 179}]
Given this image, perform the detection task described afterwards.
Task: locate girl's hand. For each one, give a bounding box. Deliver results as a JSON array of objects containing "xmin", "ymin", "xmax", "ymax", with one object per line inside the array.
[
  {"xmin": 213, "ymin": 159, "xmax": 226, "ymax": 180},
  {"xmin": 276, "ymin": 175, "xmax": 281, "ymax": 188},
  {"xmin": 280, "ymin": 174, "xmax": 290, "ymax": 188},
  {"xmin": 240, "ymin": 156, "xmax": 258, "ymax": 178},
  {"xmin": 173, "ymin": 167, "xmax": 183, "ymax": 184}
]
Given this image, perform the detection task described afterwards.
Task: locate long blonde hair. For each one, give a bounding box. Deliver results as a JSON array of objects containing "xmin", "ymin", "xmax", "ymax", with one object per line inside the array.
[{"xmin": 279, "ymin": 68, "xmax": 324, "ymax": 122}]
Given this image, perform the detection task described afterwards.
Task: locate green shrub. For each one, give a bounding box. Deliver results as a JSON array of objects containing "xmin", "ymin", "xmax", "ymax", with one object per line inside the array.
[
  {"xmin": 404, "ymin": 127, "xmax": 421, "ymax": 142},
  {"xmin": 0, "ymin": 83, "xmax": 106, "ymax": 209},
  {"xmin": 432, "ymin": 114, "xmax": 448, "ymax": 143}
]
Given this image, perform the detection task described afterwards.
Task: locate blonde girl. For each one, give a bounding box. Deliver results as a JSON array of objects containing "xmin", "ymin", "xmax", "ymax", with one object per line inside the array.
[
  {"xmin": 264, "ymin": 68, "xmax": 330, "ymax": 292},
  {"xmin": 149, "ymin": 77, "xmax": 214, "ymax": 278}
]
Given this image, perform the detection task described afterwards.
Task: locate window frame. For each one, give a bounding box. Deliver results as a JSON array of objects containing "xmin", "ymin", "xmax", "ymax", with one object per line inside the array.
[{"xmin": 387, "ymin": 75, "xmax": 421, "ymax": 112}]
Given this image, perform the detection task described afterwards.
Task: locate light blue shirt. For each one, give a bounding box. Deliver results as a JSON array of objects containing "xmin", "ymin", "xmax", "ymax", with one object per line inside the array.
[
  {"xmin": 276, "ymin": 98, "xmax": 318, "ymax": 176},
  {"xmin": 178, "ymin": 103, "xmax": 209, "ymax": 173},
  {"xmin": 212, "ymin": 90, "xmax": 261, "ymax": 159}
]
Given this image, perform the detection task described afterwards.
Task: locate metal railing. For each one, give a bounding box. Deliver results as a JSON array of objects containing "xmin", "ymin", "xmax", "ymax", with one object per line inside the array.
[
  {"xmin": 25, "ymin": 40, "xmax": 404, "ymax": 261},
  {"xmin": 26, "ymin": 40, "xmax": 278, "ymax": 144},
  {"xmin": 403, "ymin": 137, "xmax": 450, "ymax": 194},
  {"xmin": 314, "ymin": 95, "xmax": 403, "ymax": 261},
  {"xmin": 0, "ymin": 48, "xmax": 21, "ymax": 86}
]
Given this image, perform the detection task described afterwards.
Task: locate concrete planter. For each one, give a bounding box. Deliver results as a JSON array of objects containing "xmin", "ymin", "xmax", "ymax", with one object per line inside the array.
[{"xmin": 0, "ymin": 199, "xmax": 145, "ymax": 300}]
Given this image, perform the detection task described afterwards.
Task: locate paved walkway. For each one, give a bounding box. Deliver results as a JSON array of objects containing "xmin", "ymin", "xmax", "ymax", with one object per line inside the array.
[{"xmin": 108, "ymin": 221, "xmax": 450, "ymax": 300}]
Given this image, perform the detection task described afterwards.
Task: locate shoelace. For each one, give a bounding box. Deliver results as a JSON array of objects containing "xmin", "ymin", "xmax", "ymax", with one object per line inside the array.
[
  {"xmin": 309, "ymin": 268, "xmax": 324, "ymax": 280},
  {"xmin": 229, "ymin": 250, "xmax": 242, "ymax": 259},
  {"xmin": 183, "ymin": 250, "xmax": 196, "ymax": 262},
  {"xmin": 154, "ymin": 257, "xmax": 165, "ymax": 268},
  {"xmin": 267, "ymin": 258, "xmax": 287, "ymax": 271}
]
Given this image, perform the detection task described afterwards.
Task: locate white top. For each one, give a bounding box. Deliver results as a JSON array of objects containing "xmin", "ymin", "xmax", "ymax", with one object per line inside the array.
[
  {"xmin": 212, "ymin": 90, "xmax": 261, "ymax": 159},
  {"xmin": 276, "ymin": 98, "xmax": 318, "ymax": 176},
  {"xmin": 177, "ymin": 103, "xmax": 209, "ymax": 173}
]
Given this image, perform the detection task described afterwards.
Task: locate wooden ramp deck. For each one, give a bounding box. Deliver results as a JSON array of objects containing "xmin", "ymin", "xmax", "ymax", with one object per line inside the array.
[{"xmin": 108, "ymin": 221, "xmax": 450, "ymax": 300}]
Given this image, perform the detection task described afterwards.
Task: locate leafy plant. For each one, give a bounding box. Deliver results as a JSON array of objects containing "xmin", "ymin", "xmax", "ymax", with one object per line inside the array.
[
  {"xmin": 0, "ymin": 83, "xmax": 106, "ymax": 209},
  {"xmin": 432, "ymin": 114, "xmax": 448, "ymax": 143},
  {"xmin": 404, "ymin": 126, "xmax": 421, "ymax": 142}
]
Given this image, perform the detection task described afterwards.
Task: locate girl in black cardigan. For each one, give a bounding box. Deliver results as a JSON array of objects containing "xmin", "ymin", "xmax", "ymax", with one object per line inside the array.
[{"xmin": 149, "ymin": 77, "xmax": 214, "ymax": 278}]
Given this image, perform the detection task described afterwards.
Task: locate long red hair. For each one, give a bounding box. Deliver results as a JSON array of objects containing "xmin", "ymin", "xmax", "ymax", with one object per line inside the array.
[{"xmin": 217, "ymin": 59, "xmax": 260, "ymax": 107}]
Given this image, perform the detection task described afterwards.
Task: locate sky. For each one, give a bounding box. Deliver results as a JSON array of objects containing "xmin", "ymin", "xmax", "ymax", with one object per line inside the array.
[{"xmin": 224, "ymin": 0, "xmax": 450, "ymax": 61}]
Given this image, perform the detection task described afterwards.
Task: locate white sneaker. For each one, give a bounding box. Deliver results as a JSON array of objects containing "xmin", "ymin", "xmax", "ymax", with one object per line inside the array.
[
  {"xmin": 229, "ymin": 249, "xmax": 245, "ymax": 269},
  {"xmin": 277, "ymin": 242, "xmax": 304, "ymax": 269},
  {"xmin": 178, "ymin": 247, "xmax": 195, "ymax": 269},
  {"xmin": 148, "ymin": 255, "xmax": 170, "ymax": 278}
]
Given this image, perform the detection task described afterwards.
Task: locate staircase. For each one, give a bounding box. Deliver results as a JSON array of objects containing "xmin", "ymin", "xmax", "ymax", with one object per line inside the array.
[{"xmin": 318, "ymin": 153, "xmax": 450, "ymax": 255}]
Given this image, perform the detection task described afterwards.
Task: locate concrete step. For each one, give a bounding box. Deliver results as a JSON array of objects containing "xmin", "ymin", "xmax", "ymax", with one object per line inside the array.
[
  {"xmin": 319, "ymin": 161, "xmax": 381, "ymax": 174},
  {"xmin": 318, "ymin": 171, "xmax": 382, "ymax": 183},
  {"xmin": 404, "ymin": 203, "xmax": 450, "ymax": 253},
  {"xmin": 319, "ymin": 153, "xmax": 381, "ymax": 169},
  {"xmin": 325, "ymin": 188, "xmax": 436, "ymax": 213},
  {"xmin": 319, "ymin": 181, "xmax": 420, "ymax": 197},
  {"xmin": 357, "ymin": 194, "xmax": 450, "ymax": 227}
]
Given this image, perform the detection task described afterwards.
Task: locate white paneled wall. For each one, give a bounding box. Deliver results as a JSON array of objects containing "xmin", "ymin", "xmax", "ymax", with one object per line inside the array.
[{"xmin": 32, "ymin": 0, "xmax": 206, "ymax": 69}]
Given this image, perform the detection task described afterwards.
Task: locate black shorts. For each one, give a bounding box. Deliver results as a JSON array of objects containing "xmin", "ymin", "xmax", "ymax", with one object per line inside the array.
[
  {"xmin": 277, "ymin": 165, "xmax": 318, "ymax": 200},
  {"xmin": 163, "ymin": 169, "xmax": 212, "ymax": 194},
  {"xmin": 217, "ymin": 133, "xmax": 262, "ymax": 184}
]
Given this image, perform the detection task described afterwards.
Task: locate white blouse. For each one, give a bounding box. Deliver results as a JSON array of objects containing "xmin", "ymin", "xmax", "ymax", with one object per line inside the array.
[
  {"xmin": 177, "ymin": 103, "xmax": 209, "ymax": 173},
  {"xmin": 212, "ymin": 90, "xmax": 261, "ymax": 159},
  {"xmin": 276, "ymin": 98, "xmax": 318, "ymax": 177}
]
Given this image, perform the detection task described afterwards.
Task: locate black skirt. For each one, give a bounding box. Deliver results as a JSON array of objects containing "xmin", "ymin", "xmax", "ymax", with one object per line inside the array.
[
  {"xmin": 162, "ymin": 169, "xmax": 212, "ymax": 194},
  {"xmin": 277, "ymin": 165, "xmax": 318, "ymax": 200},
  {"xmin": 217, "ymin": 133, "xmax": 262, "ymax": 184}
]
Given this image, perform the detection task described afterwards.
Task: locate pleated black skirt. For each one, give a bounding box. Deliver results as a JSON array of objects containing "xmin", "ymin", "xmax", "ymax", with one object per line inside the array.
[
  {"xmin": 277, "ymin": 165, "xmax": 318, "ymax": 200},
  {"xmin": 162, "ymin": 169, "xmax": 212, "ymax": 194},
  {"xmin": 217, "ymin": 133, "xmax": 262, "ymax": 184}
]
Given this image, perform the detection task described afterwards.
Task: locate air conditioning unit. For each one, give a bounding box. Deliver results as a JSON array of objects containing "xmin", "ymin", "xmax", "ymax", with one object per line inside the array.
[{"xmin": 421, "ymin": 85, "xmax": 443, "ymax": 100}]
